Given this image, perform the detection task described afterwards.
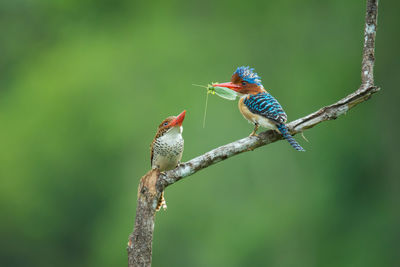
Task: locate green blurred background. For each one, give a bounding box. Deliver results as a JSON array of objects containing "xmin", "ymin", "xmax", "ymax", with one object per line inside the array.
[{"xmin": 1, "ymin": 0, "xmax": 399, "ymax": 266}]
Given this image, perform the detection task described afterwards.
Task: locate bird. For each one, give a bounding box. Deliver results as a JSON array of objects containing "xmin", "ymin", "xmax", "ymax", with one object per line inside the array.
[
  {"xmin": 150, "ymin": 110, "xmax": 186, "ymax": 210},
  {"xmin": 213, "ymin": 66, "xmax": 305, "ymax": 152}
]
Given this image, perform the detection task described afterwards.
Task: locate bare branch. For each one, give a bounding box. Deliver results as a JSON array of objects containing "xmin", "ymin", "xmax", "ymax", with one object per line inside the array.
[
  {"xmin": 128, "ymin": 169, "xmax": 160, "ymax": 267},
  {"xmin": 128, "ymin": 1, "xmax": 379, "ymax": 266},
  {"xmin": 361, "ymin": 0, "xmax": 378, "ymax": 88},
  {"xmin": 159, "ymin": 85, "xmax": 379, "ymax": 188}
]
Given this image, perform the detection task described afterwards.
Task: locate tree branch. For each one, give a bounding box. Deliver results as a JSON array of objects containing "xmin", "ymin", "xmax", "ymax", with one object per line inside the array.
[{"xmin": 128, "ymin": 1, "xmax": 379, "ymax": 266}]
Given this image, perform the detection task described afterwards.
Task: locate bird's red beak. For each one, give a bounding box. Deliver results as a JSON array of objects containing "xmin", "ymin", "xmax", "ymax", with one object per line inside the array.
[
  {"xmin": 212, "ymin": 82, "xmax": 242, "ymax": 92},
  {"xmin": 169, "ymin": 110, "xmax": 186, "ymax": 127}
]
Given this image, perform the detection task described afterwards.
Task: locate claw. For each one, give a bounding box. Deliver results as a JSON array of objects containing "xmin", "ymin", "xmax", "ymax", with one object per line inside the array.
[
  {"xmin": 161, "ymin": 200, "xmax": 167, "ymax": 210},
  {"xmin": 249, "ymin": 123, "xmax": 259, "ymax": 136},
  {"xmin": 156, "ymin": 191, "xmax": 167, "ymax": 212}
]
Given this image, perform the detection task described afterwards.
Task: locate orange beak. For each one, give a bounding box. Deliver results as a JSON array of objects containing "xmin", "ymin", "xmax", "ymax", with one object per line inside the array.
[
  {"xmin": 212, "ymin": 82, "xmax": 242, "ymax": 92},
  {"xmin": 169, "ymin": 110, "xmax": 186, "ymax": 127}
]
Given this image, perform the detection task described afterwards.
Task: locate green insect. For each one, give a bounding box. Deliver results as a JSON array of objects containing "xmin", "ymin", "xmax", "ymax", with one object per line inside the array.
[
  {"xmin": 193, "ymin": 83, "xmax": 238, "ymax": 127},
  {"xmin": 207, "ymin": 84, "xmax": 238, "ymax": 100}
]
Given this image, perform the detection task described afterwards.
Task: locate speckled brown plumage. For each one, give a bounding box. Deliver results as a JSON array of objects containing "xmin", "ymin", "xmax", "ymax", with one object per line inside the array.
[
  {"xmin": 150, "ymin": 116, "xmax": 184, "ymax": 170},
  {"xmin": 149, "ymin": 111, "xmax": 185, "ymax": 210}
]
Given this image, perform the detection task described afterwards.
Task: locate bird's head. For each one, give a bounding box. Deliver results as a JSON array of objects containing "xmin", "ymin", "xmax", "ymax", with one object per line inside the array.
[
  {"xmin": 156, "ymin": 110, "xmax": 186, "ymax": 137},
  {"xmin": 213, "ymin": 66, "xmax": 266, "ymax": 95}
]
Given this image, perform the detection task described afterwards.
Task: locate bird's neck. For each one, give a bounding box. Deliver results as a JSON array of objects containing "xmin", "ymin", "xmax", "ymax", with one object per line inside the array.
[
  {"xmin": 156, "ymin": 126, "xmax": 183, "ymax": 143},
  {"xmin": 239, "ymin": 86, "xmax": 267, "ymax": 96},
  {"xmin": 240, "ymin": 90, "xmax": 266, "ymax": 98}
]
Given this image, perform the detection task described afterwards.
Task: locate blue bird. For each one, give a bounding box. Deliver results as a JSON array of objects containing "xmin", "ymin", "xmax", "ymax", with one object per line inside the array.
[{"xmin": 213, "ymin": 66, "xmax": 305, "ymax": 152}]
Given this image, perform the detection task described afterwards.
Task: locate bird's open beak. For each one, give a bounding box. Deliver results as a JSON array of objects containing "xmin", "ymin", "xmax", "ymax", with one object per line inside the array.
[
  {"xmin": 212, "ymin": 82, "xmax": 241, "ymax": 92},
  {"xmin": 170, "ymin": 110, "xmax": 186, "ymax": 127}
]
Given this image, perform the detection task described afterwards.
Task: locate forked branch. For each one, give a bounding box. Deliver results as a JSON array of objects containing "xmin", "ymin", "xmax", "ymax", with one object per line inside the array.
[{"xmin": 128, "ymin": 1, "xmax": 379, "ymax": 266}]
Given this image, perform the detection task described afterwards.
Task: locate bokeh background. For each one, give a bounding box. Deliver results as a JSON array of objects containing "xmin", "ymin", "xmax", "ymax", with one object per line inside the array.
[{"xmin": 1, "ymin": 0, "xmax": 399, "ymax": 266}]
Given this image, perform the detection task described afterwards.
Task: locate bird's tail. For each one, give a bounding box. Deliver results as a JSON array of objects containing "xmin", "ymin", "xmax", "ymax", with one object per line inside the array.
[{"xmin": 277, "ymin": 124, "xmax": 305, "ymax": 152}]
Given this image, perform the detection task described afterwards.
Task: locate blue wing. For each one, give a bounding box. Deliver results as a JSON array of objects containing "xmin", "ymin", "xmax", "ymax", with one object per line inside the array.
[{"xmin": 243, "ymin": 93, "xmax": 287, "ymax": 124}]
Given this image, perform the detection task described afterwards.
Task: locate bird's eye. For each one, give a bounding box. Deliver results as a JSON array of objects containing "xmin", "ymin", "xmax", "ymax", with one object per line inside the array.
[
  {"xmin": 163, "ymin": 122, "xmax": 168, "ymax": 126},
  {"xmin": 241, "ymin": 81, "xmax": 247, "ymax": 86}
]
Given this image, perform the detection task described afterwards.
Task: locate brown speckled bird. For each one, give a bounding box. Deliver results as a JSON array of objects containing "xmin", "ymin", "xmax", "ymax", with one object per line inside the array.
[{"xmin": 150, "ymin": 110, "xmax": 186, "ymax": 210}]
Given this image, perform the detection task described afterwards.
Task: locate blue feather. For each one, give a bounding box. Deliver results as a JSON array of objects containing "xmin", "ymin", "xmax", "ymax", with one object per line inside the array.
[
  {"xmin": 277, "ymin": 124, "xmax": 306, "ymax": 152},
  {"xmin": 234, "ymin": 66, "xmax": 262, "ymax": 86},
  {"xmin": 243, "ymin": 93, "xmax": 287, "ymax": 124},
  {"xmin": 243, "ymin": 93, "xmax": 305, "ymax": 151}
]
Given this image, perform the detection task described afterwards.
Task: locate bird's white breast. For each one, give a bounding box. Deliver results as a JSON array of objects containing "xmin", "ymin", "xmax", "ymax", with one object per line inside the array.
[
  {"xmin": 152, "ymin": 127, "xmax": 184, "ymax": 171},
  {"xmin": 157, "ymin": 127, "xmax": 183, "ymax": 147}
]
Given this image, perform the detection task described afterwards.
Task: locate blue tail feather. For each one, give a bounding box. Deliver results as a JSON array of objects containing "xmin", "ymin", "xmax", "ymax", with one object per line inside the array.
[{"xmin": 277, "ymin": 124, "xmax": 305, "ymax": 152}]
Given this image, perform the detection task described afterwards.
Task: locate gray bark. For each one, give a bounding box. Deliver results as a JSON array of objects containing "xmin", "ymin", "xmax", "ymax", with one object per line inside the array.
[{"xmin": 128, "ymin": 169, "xmax": 160, "ymax": 266}]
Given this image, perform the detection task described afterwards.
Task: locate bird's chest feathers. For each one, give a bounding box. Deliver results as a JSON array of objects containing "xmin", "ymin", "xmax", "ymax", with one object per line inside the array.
[
  {"xmin": 152, "ymin": 127, "xmax": 184, "ymax": 170},
  {"xmin": 238, "ymin": 96, "xmax": 277, "ymax": 130},
  {"xmin": 155, "ymin": 130, "xmax": 184, "ymax": 155}
]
